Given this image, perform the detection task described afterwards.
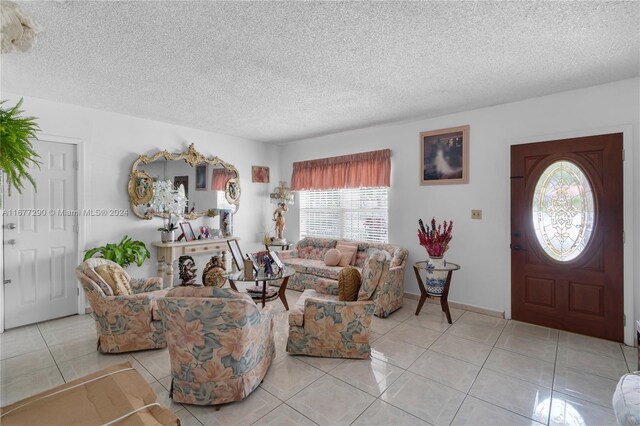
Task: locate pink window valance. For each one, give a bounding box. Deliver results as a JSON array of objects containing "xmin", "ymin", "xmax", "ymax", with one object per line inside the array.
[
  {"xmin": 211, "ymin": 168, "xmax": 236, "ymax": 191},
  {"xmin": 291, "ymin": 149, "xmax": 391, "ymax": 191}
]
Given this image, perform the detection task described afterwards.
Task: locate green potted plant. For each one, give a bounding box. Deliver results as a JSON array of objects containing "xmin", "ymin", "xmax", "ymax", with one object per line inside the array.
[
  {"xmin": 0, "ymin": 99, "xmax": 42, "ymax": 196},
  {"xmin": 83, "ymin": 235, "xmax": 151, "ymax": 268}
]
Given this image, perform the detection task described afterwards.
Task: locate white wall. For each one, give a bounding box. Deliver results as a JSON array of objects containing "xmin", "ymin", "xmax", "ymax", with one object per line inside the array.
[
  {"xmin": 2, "ymin": 93, "xmax": 280, "ymax": 286},
  {"xmin": 278, "ymin": 78, "xmax": 639, "ymax": 334}
]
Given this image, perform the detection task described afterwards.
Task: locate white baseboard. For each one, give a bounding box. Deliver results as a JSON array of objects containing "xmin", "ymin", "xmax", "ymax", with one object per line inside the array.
[{"xmin": 404, "ymin": 292, "xmax": 505, "ymax": 319}]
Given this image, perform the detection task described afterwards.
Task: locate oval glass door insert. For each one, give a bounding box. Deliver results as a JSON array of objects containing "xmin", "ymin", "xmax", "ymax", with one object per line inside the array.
[{"xmin": 531, "ymin": 160, "xmax": 595, "ymax": 261}]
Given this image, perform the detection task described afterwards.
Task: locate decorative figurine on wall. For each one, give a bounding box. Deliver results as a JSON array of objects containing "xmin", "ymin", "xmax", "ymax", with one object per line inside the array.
[
  {"xmin": 178, "ymin": 255, "xmax": 197, "ymax": 286},
  {"xmin": 202, "ymin": 255, "xmax": 226, "ymax": 287}
]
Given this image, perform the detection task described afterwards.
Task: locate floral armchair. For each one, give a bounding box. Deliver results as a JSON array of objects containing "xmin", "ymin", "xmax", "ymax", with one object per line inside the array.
[
  {"xmin": 286, "ymin": 249, "xmax": 391, "ymax": 359},
  {"xmin": 156, "ymin": 287, "xmax": 275, "ymax": 407},
  {"xmin": 75, "ymin": 258, "xmax": 167, "ymax": 353}
]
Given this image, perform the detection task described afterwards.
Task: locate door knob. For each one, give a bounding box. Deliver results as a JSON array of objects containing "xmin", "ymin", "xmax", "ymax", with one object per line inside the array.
[
  {"xmin": 511, "ymin": 244, "xmax": 528, "ymax": 252},
  {"xmin": 5, "ymin": 239, "xmax": 16, "ymax": 246},
  {"xmin": 4, "ymin": 223, "xmax": 16, "ymax": 230}
]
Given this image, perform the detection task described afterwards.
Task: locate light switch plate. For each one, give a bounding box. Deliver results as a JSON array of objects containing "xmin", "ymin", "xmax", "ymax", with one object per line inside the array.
[{"xmin": 471, "ymin": 209, "xmax": 482, "ymax": 219}]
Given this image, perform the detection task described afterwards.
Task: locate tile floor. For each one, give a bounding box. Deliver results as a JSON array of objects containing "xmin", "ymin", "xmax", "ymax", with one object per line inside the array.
[{"xmin": 0, "ymin": 290, "xmax": 636, "ymax": 426}]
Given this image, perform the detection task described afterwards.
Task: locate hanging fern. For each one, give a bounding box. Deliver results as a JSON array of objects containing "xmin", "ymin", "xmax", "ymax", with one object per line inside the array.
[{"xmin": 0, "ymin": 99, "xmax": 42, "ymax": 194}]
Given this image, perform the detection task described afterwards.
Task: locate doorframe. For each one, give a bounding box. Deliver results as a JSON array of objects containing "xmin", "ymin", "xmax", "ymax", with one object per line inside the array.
[
  {"xmin": 0, "ymin": 134, "xmax": 86, "ymax": 333},
  {"xmin": 504, "ymin": 125, "xmax": 635, "ymax": 345}
]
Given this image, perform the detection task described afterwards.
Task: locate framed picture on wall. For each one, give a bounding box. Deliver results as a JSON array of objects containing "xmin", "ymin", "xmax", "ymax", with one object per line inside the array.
[
  {"xmin": 420, "ymin": 125, "xmax": 469, "ymax": 185},
  {"xmin": 195, "ymin": 164, "xmax": 207, "ymax": 190},
  {"xmin": 252, "ymin": 166, "xmax": 270, "ymax": 183}
]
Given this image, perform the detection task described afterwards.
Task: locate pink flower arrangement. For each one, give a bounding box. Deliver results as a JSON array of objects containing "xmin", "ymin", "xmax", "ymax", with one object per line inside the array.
[{"xmin": 418, "ymin": 217, "xmax": 453, "ymax": 257}]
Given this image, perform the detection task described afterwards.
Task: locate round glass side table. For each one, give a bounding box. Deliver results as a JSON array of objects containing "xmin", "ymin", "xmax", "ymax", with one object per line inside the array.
[
  {"xmin": 224, "ymin": 266, "xmax": 295, "ymax": 310},
  {"xmin": 412, "ymin": 261, "xmax": 460, "ymax": 324},
  {"xmin": 264, "ymin": 242, "xmax": 292, "ymax": 251}
]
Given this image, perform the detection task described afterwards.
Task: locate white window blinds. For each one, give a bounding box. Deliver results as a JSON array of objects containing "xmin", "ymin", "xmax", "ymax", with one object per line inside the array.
[{"xmin": 299, "ymin": 187, "xmax": 388, "ymax": 243}]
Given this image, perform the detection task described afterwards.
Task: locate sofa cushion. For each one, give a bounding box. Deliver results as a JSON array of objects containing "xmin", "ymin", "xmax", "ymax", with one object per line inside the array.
[
  {"xmin": 338, "ymin": 267, "xmax": 361, "ymax": 302},
  {"xmin": 324, "ymin": 249, "xmax": 341, "ymax": 267},
  {"xmin": 166, "ymin": 286, "xmax": 253, "ymax": 302},
  {"xmin": 289, "ymin": 289, "xmax": 338, "ymax": 327},
  {"xmin": 295, "ymin": 238, "xmax": 337, "ymax": 260},
  {"xmin": 95, "ymin": 265, "xmax": 133, "ymax": 296},
  {"xmin": 282, "ymin": 258, "xmax": 345, "ymax": 280}
]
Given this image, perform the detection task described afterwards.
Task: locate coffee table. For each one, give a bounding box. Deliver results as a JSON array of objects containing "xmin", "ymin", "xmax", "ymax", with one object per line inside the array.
[{"xmin": 225, "ymin": 266, "xmax": 295, "ymax": 310}]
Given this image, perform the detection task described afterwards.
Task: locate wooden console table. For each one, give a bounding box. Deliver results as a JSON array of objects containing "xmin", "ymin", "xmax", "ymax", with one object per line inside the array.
[{"xmin": 151, "ymin": 238, "xmax": 238, "ymax": 287}]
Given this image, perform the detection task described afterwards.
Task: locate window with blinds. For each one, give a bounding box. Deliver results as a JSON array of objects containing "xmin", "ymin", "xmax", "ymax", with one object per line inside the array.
[{"xmin": 299, "ymin": 187, "xmax": 388, "ymax": 243}]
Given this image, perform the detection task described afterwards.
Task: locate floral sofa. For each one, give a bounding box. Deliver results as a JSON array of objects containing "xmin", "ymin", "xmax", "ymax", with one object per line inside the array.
[
  {"xmin": 286, "ymin": 250, "xmax": 391, "ymax": 359},
  {"xmin": 278, "ymin": 237, "xmax": 408, "ymax": 317},
  {"xmin": 75, "ymin": 258, "xmax": 167, "ymax": 353},
  {"xmin": 156, "ymin": 287, "xmax": 275, "ymax": 406}
]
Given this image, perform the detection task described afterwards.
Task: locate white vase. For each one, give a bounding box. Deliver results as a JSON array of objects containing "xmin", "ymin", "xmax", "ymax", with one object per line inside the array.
[
  {"xmin": 426, "ymin": 255, "xmax": 447, "ymax": 295},
  {"xmin": 161, "ymin": 230, "xmax": 175, "ymax": 243}
]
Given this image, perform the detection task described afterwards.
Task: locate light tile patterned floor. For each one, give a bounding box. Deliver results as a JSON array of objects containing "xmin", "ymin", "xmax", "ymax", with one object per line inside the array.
[{"xmin": 0, "ymin": 290, "xmax": 635, "ymax": 425}]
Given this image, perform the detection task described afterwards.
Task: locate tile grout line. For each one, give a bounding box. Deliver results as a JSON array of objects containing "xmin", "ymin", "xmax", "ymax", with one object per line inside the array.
[
  {"xmin": 546, "ymin": 324, "xmax": 561, "ymax": 426},
  {"xmin": 251, "ymin": 366, "xmax": 325, "ymax": 426},
  {"xmin": 447, "ymin": 317, "xmax": 506, "ymax": 425},
  {"xmin": 36, "ymin": 322, "xmax": 67, "ymax": 385},
  {"xmin": 365, "ymin": 304, "xmax": 449, "ymax": 424},
  {"xmin": 372, "ymin": 306, "xmax": 466, "ymax": 424},
  {"xmin": 450, "ymin": 318, "xmax": 553, "ymax": 425}
]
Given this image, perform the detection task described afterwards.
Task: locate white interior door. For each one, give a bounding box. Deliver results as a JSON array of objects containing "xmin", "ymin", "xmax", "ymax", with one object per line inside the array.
[{"xmin": 3, "ymin": 140, "xmax": 78, "ymax": 329}]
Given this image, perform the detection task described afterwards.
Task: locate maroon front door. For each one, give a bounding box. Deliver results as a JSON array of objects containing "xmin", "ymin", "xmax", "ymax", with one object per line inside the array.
[{"xmin": 510, "ymin": 133, "xmax": 623, "ymax": 342}]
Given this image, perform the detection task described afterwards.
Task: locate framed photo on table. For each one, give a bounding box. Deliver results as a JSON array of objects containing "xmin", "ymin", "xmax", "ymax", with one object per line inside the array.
[
  {"xmin": 269, "ymin": 251, "xmax": 284, "ymax": 272},
  {"xmin": 180, "ymin": 222, "xmax": 196, "ymax": 242},
  {"xmin": 227, "ymin": 239, "xmax": 244, "ymax": 270},
  {"xmin": 420, "ymin": 125, "xmax": 469, "ymax": 185}
]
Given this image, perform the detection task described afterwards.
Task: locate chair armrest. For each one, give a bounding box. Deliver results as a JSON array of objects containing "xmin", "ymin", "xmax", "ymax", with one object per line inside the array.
[
  {"xmin": 260, "ymin": 304, "xmax": 274, "ymax": 319},
  {"xmin": 106, "ymin": 293, "xmax": 153, "ymax": 305},
  {"xmin": 98, "ymin": 294, "xmax": 153, "ymax": 330},
  {"xmin": 315, "ymin": 278, "xmax": 339, "ymax": 295},
  {"xmin": 303, "ymin": 297, "xmax": 376, "ymax": 341},
  {"xmin": 278, "ymin": 250, "xmax": 297, "ymax": 260},
  {"xmin": 130, "ymin": 277, "xmax": 163, "ymax": 293},
  {"xmin": 387, "ymin": 265, "xmax": 405, "ymax": 288},
  {"xmin": 257, "ymin": 304, "xmax": 275, "ymax": 358}
]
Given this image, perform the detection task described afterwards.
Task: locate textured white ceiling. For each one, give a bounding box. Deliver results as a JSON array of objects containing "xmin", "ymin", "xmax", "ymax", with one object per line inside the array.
[{"xmin": 2, "ymin": 1, "xmax": 638, "ymax": 143}]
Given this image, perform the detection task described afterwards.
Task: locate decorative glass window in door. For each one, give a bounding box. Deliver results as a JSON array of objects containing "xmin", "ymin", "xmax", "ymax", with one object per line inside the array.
[{"xmin": 532, "ymin": 160, "xmax": 595, "ymax": 262}]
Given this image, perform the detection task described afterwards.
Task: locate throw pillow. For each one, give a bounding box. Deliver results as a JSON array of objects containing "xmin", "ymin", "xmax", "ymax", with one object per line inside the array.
[
  {"xmin": 336, "ymin": 241, "xmax": 358, "ymax": 266},
  {"xmin": 336, "ymin": 243, "xmax": 357, "ymax": 267},
  {"xmin": 338, "ymin": 266, "xmax": 361, "ymax": 301},
  {"xmin": 324, "ymin": 248, "xmax": 342, "ymax": 267},
  {"xmin": 94, "ymin": 265, "xmax": 133, "ymax": 296}
]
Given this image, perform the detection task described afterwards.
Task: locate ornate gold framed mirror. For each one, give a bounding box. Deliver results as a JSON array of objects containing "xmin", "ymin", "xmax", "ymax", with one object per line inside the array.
[{"xmin": 128, "ymin": 144, "xmax": 240, "ymax": 220}]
